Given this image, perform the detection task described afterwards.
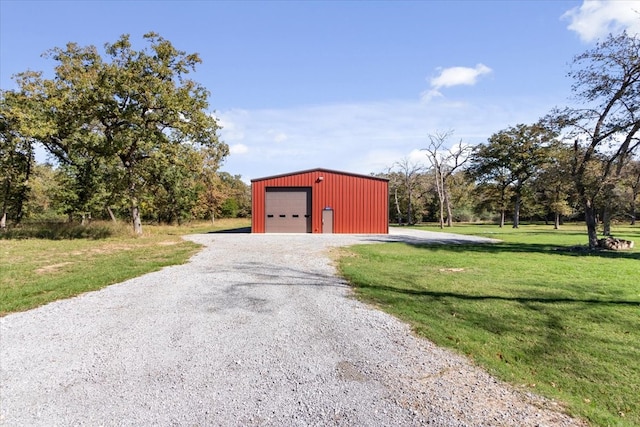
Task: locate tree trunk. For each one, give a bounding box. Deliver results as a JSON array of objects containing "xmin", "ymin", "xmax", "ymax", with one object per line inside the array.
[
  {"xmin": 1, "ymin": 179, "xmax": 10, "ymax": 230},
  {"xmin": 211, "ymin": 210, "xmax": 215, "ymax": 224},
  {"xmin": 1, "ymin": 183, "xmax": 8, "ymax": 230},
  {"xmin": 437, "ymin": 181, "xmax": 445, "ymax": 229},
  {"xmin": 107, "ymin": 206, "xmax": 117, "ymax": 223},
  {"xmin": 444, "ymin": 189, "xmax": 453, "ymax": 227},
  {"xmin": 394, "ymin": 188, "xmax": 402, "ymax": 225},
  {"xmin": 407, "ymin": 189, "xmax": 412, "ymax": 225},
  {"xmin": 15, "ymin": 189, "xmax": 25, "ymax": 225},
  {"xmin": 126, "ymin": 162, "xmax": 143, "ymax": 235},
  {"xmin": 554, "ymin": 212, "xmax": 560, "ymax": 230},
  {"xmin": 499, "ymin": 185, "xmax": 507, "ymax": 228},
  {"xmin": 131, "ymin": 197, "xmax": 143, "ymax": 235},
  {"xmin": 602, "ymin": 206, "xmax": 612, "ymax": 236},
  {"xmin": 435, "ymin": 168, "xmax": 444, "ymax": 229},
  {"xmin": 131, "ymin": 200, "xmax": 142, "ymax": 236},
  {"xmin": 584, "ymin": 199, "xmax": 599, "ymax": 249},
  {"xmin": 513, "ymin": 191, "xmax": 521, "ymax": 229},
  {"xmin": 630, "ymin": 191, "xmax": 637, "ymax": 225}
]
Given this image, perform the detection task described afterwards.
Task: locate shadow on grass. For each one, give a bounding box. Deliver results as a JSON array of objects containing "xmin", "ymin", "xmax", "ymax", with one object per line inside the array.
[
  {"xmin": 354, "ymin": 283, "xmax": 640, "ymax": 307},
  {"xmin": 0, "ymin": 223, "xmax": 115, "ymax": 240},
  {"xmin": 366, "ymin": 237, "xmax": 640, "ymax": 261}
]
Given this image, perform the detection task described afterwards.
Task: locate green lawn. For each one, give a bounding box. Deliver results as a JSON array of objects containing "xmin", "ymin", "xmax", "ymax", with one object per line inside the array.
[
  {"xmin": 0, "ymin": 218, "xmax": 250, "ymax": 315},
  {"xmin": 3, "ymin": 219, "xmax": 638, "ymax": 425},
  {"xmin": 338, "ymin": 223, "xmax": 640, "ymax": 427}
]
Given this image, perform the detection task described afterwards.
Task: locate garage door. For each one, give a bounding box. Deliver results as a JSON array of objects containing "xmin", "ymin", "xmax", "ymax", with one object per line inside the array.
[{"xmin": 265, "ymin": 187, "xmax": 311, "ymax": 233}]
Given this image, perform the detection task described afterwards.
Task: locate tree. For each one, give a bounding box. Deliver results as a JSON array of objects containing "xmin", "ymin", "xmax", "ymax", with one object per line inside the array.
[
  {"xmin": 22, "ymin": 163, "xmax": 67, "ymax": 221},
  {"xmin": 445, "ymin": 170, "xmax": 478, "ymax": 222},
  {"xmin": 0, "ymin": 90, "xmax": 36, "ymax": 228},
  {"xmin": 422, "ymin": 131, "xmax": 472, "ymax": 228},
  {"xmin": 12, "ymin": 33, "xmax": 229, "ymax": 234},
  {"xmin": 192, "ymin": 145, "xmax": 245, "ymax": 223},
  {"xmin": 620, "ymin": 158, "xmax": 640, "ymax": 224},
  {"xmin": 383, "ymin": 170, "xmax": 406, "ymax": 225},
  {"xmin": 144, "ymin": 143, "xmax": 204, "ymax": 224},
  {"xmin": 217, "ymin": 172, "xmax": 251, "ymax": 218},
  {"xmin": 549, "ymin": 32, "xmax": 640, "ymax": 248},
  {"xmin": 389, "ymin": 158, "xmax": 426, "ymax": 225},
  {"xmin": 533, "ymin": 142, "xmax": 576, "ymax": 229},
  {"xmin": 470, "ymin": 124, "xmax": 553, "ymax": 229}
]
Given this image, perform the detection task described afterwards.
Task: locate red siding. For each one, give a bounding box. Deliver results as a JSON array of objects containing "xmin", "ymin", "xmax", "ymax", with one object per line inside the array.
[{"xmin": 252, "ymin": 169, "xmax": 388, "ymax": 234}]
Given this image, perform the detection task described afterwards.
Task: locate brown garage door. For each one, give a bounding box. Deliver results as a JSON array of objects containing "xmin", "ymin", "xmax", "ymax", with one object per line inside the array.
[{"xmin": 265, "ymin": 187, "xmax": 311, "ymax": 233}]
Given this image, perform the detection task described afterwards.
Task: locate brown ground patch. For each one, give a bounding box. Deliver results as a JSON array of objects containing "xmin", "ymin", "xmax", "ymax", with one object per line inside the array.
[
  {"xmin": 35, "ymin": 262, "xmax": 74, "ymax": 274},
  {"xmin": 88, "ymin": 244, "xmax": 135, "ymax": 255}
]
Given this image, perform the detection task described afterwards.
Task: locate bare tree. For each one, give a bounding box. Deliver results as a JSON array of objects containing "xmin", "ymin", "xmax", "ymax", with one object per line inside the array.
[
  {"xmin": 384, "ymin": 167, "xmax": 405, "ymax": 225},
  {"xmin": 423, "ymin": 131, "xmax": 473, "ymax": 228},
  {"xmin": 391, "ymin": 158, "xmax": 426, "ymax": 225}
]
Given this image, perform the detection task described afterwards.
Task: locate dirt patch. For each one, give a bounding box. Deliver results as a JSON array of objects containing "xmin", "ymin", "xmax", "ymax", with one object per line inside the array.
[
  {"xmin": 35, "ymin": 262, "xmax": 74, "ymax": 274},
  {"xmin": 89, "ymin": 244, "xmax": 136, "ymax": 255}
]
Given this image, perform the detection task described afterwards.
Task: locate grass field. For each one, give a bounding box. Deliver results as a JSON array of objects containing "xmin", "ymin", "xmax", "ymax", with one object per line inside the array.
[
  {"xmin": 3, "ymin": 219, "xmax": 638, "ymax": 426},
  {"xmin": 338, "ymin": 223, "xmax": 640, "ymax": 427},
  {"xmin": 0, "ymin": 218, "xmax": 250, "ymax": 315}
]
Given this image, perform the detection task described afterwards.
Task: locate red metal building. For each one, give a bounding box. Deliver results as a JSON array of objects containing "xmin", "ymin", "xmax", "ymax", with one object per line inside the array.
[{"xmin": 251, "ymin": 168, "xmax": 389, "ymax": 234}]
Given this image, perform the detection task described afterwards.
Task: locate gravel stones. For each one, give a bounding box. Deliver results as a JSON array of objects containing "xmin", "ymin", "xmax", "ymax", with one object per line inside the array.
[{"xmin": 0, "ymin": 229, "xmax": 585, "ymax": 426}]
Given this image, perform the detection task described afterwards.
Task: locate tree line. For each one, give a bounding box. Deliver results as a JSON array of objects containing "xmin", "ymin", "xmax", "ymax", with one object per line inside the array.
[
  {"xmin": 381, "ymin": 32, "xmax": 639, "ymax": 249},
  {"xmin": 2, "ymin": 32, "xmax": 638, "ymax": 248},
  {"xmin": 1, "ymin": 33, "xmax": 249, "ymax": 234},
  {"xmin": 383, "ymin": 128, "xmax": 639, "ymax": 226}
]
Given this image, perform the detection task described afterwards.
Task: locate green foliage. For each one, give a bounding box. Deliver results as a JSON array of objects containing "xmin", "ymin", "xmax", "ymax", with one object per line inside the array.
[
  {"xmin": 194, "ymin": 169, "xmax": 250, "ymax": 220},
  {"xmin": 220, "ymin": 198, "xmax": 239, "ymax": 218},
  {"xmin": 217, "ymin": 172, "xmax": 251, "ymax": 218},
  {"xmin": 339, "ymin": 224, "xmax": 640, "ymax": 427},
  {"xmin": 0, "ymin": 90, "xmax": 36, "ymax": 225},
  {"xmin": 533, "ymin": 142, "xmax": 577, "ymax": 224},
  {"xmin": 469, "ymin": 123, "xmax": 557, "ymax": 227},
  {"xmin": 547, "ymin": 32, "xmax": 640, "ymax": 248},
  {"xmin": 142, "ymin": 144, "xmax": 203, "ymax": 224},
  {"xmin": 6, "ymin": 33, "xmax": 229, "ymax": 234}
]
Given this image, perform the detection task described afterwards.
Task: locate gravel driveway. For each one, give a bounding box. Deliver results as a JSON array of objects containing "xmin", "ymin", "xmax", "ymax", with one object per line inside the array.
[{"xmin": 0, "ymin": 228, "xmax": 584, "ymax": 426}]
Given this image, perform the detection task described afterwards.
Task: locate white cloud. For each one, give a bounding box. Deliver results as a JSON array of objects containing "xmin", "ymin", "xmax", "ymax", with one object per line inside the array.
[
  {"xmin": 356, "ymin": 149, "xmax": 408, "ymax": 173},
  {"xmin": 421, "ymin": 89, "xmax": 444, "ymax": 103},
  {"xmin": 408, "ymin": 149, "xmax": 428, "ymax": 166},
  {"xmin": 422, "ymin": 64, "xmax": 492, "ymax": 101},
  {"xmin": 563, "ymin": 0, "xmax": 640, "ymax": 42},
  {"xmin": 267, "ymin": 129, "xmax": 288, "ymax": 143},
  {"xmin": 216, "ymin": 95, "xmax": 555, "ymax": 181},
  {"xmin": 431, "ymin": 64, "xmax": 493, "ymax": 89},
  {"xmin": 229, "ymin": 143, "xmax": 249, "ymax": 155},
  {"xmin": 215, "ymin": 109, "xmax": 247, "ymax": 141}
]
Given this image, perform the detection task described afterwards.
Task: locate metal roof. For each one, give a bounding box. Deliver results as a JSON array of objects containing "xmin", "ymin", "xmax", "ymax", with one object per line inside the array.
[{"xmin": 250, "ymin": 167, "xmax": 389, "ymax": 183}]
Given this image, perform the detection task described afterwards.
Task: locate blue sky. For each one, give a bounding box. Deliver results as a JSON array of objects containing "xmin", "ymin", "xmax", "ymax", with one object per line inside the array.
[{"xmin": 2, "ymin": 0, "xmax": 639, "ymax": 181}]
